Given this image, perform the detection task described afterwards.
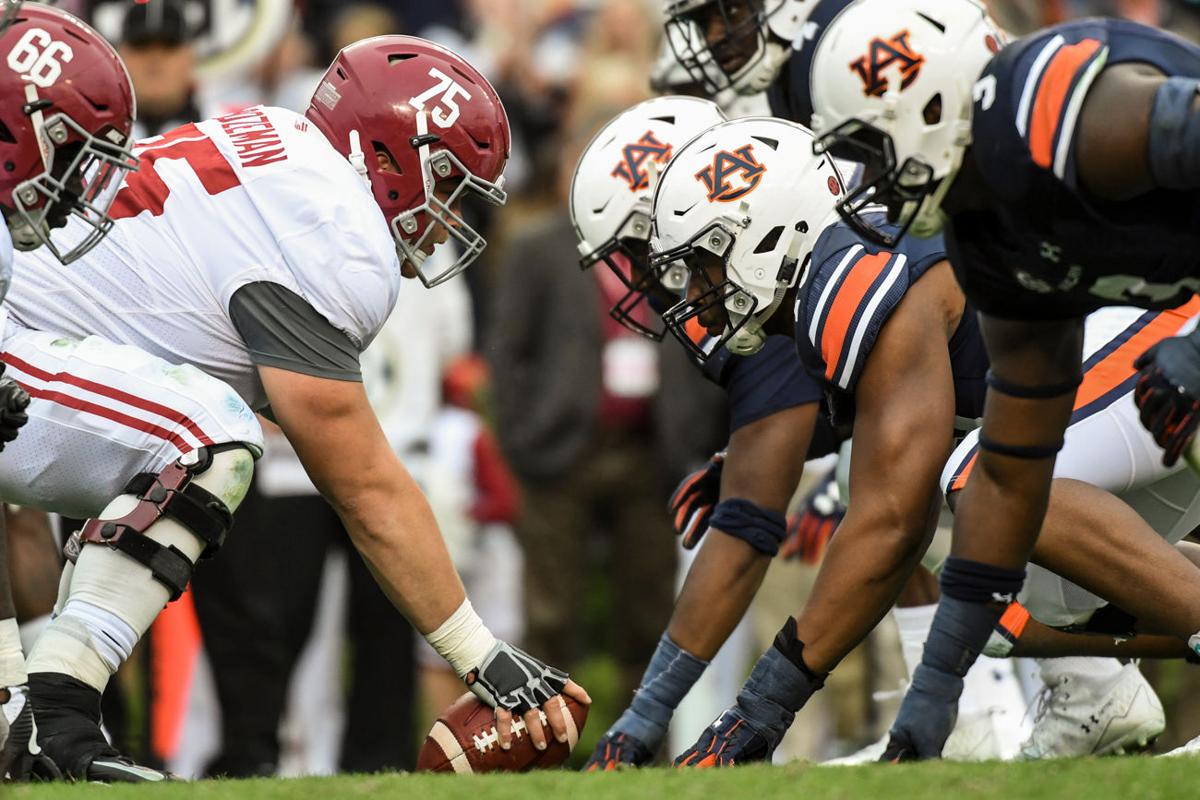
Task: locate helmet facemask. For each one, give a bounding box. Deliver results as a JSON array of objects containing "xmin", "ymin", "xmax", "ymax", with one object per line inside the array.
[
  {"xmin": 665, "ymin": 0, "xmax": 793, "ymax": 97},
  {"xmin": 392, "ymin": 114, "xmax": 507, "ymax": 288},
  {"xmin": 9, "ymin": 105, "xmax": 137, "ymax": 264},
  {"xmin": 580, "ymin": 206, "xmax": 692, "ymax": 341},
  {"xmin": 813, "ymin": 97, "xmax": 966, "ymax": 249},
  {"xmin": 657, "ymin": 221, "xmax": 779, "ymax": 360}
]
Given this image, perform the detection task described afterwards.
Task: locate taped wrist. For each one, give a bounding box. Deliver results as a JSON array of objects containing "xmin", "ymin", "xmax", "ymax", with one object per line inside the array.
[
  {"xmin": 424, "ymin": 598, "xmax": 497, "ymax": 678},
  {"xmin": 939, "ymin": 556, "xmax": 1026, "ymax": 604},
  {"xmin": 1148, "ymin": 76, "xmax": 1200, "ymax": 190},
  {"xmin": 709, "ymin": 498, "xmax": 787, "ymax": 556},
  {"xmin": 736, "ymin": 618, "xmax": 824, "ymax": 742},
  {"xmin": 613, "ymin": 634, "xmax": 708, "ymax": 747}
]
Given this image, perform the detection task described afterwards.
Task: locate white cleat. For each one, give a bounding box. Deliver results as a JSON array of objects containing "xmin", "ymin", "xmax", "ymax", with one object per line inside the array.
[
  {"xmin": 1019, "ymin": 658, "xmax": 1164, "ymax": 759},
  {"xmin": 822, "ymin": 708, "xmax": 1011, "ymax": 765},
  {"xmin": 1162, "ymin": 735, "xmax": 1200, "ymax": 757}
]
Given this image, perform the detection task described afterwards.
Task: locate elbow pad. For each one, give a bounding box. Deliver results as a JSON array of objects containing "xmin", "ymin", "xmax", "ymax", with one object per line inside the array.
[{"xmin": 1147, "ymin": 76, "xmax": 1200, "ymax": 191}]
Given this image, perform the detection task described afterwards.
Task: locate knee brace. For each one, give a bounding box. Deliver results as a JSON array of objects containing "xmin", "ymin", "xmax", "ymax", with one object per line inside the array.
[{"xmin": 63, "ymin": 444, "xmax": 256, "ymax": 601}]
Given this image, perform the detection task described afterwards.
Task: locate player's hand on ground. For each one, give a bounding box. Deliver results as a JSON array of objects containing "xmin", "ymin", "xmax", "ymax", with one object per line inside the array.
[
  {"xmin": 674, "ymin": 708, "xmax": 773, "ymax": 768},
  {"xmin": 466, "ymin": 640, "xmax": 590, "ymax": 750},
  {"xmin": 0, "ymin": 372, "xmax": 30, "ymax": 451},
  {"xmin": 780, "ymin": 472, "xmax": 843, "ymax": 562},
  {"xmin": 1134, "ymin": 334, "xmax": 1200, "ymax": 466},
  {"xmin": 669, "ymin": 450, "xmax": 725, "ymax": 548},
  {"xmin": 583, "ymin": 731, "xmax": 654, "ymax": 771}
]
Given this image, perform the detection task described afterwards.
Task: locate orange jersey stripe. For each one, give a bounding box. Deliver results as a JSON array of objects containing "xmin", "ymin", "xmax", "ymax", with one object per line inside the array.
[
  {"xmin": 1075, "ymin": 297, "xmax": 1200, "ymax": 409},
  {"xmin": 820, "ymin": 251, "xmax": 891, "ymax": 381},
  {"xmin": 1028, "ymin": 39, "xmax": 1101, "ymax": 169},
  {"xmin": 950, "ymin": 450, "xmax": 978, "ymax": 493},
  {"xmin": 951, "ymin": 298, "xmax": 1200, "ymax": 493}
]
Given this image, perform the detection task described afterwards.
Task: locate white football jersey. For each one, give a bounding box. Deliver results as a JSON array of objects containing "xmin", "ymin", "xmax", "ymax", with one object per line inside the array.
[
  {"xmin": 4, "ymin": 106, "xmax": 401, "ymax": 410},
  {"xmin": 0, "ymin": 223, "xmax": 11, "ymax": 306}
]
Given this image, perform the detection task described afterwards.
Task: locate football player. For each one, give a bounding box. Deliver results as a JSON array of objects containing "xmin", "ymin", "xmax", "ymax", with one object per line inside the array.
[
  {"xmin": 570, "ymin": 95, "xmax": 840, "ymax": 769},
  {"xmin": 2, "ymin": 35, "xmax": 586, "ymax": 782},
  {"xmin": 0, "ymin": 3, "xmax": 137, "ymax": 780},
  {"xmin": 807, "ymin": 0, "xmax": 1200, "ymax": 760},
  {"xmin": 658, "ymin": 116, "xmax": 1200, "ymax": 766}
]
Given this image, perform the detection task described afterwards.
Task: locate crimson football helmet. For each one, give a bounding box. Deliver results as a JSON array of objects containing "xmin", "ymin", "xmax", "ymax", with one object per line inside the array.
[
  {"xmin": 0, "ymin": 3, "xmax": 137, "ymax": 263},
  {"xmin": 306, "ymin": 35, "xmax": 510, "ymax": 287}
]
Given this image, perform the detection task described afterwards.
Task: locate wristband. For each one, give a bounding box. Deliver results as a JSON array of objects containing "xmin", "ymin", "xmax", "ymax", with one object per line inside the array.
[{"xmin": 424, "ymin": 598, "xmax": 497, "ymax": 678}]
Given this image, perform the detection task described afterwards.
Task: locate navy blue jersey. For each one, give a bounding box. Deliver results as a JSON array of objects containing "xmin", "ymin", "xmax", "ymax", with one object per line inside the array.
[
  {"xmin": 953, "ymin": 18, "xmax": 1200, "ymax": 320},
  {"xmin": 795, "ymin": 219, "xmax": 988, "ymax": 429},
  {"xmin": 697, "ymin": 333, "xmax": 824, "ymax": 433},
  {"xmin": 767, "ymin": 0, "xmax": 855, "ymax": 126}
]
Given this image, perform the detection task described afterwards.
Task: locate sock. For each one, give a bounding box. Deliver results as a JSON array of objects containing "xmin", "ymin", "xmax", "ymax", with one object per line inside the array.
[
  {"xmin": 19, "ymin": 614, "xmax": 51, "ymax": 655},
  {"xmin": 893, "ymin": 604, "xmax": 936, "ymax": 680},
  {"xmin": 891, "ymin": 595, "xmax": 1005, "ymax": 753},
  {"xmin": 609, "ymin": 634, "xmax": 708, "ymax": 749},
  {"xmin": 736, "ymin": 618, "xmax": 825, "ymax": 745},
  {"xmin": 0, "ymin": 617, "xmax": 26, "ymax": 687}
]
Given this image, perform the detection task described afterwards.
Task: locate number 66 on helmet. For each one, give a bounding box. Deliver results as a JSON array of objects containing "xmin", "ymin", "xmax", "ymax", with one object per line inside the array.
[{"xmin": 0, "ymin": 3, "xmax": 137, "ymax": 264}]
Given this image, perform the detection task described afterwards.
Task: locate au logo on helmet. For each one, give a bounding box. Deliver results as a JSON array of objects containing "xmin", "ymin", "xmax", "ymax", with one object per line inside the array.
[
  {"xmin": 694, "ymin": 145, "xmax": 766, "ymax": 203},
  {"xmin": 612, "ymin": 131, "xmax": 673, "ymax": 192},
  {"xmin": 850, "ymin": 30, "xmax": 924, "ymax": 98}
]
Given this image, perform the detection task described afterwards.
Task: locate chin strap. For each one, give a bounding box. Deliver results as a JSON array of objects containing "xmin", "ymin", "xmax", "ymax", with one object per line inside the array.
[{"xmin": 347, "ymin": 130, "xmax": 370, "ymax": 189}]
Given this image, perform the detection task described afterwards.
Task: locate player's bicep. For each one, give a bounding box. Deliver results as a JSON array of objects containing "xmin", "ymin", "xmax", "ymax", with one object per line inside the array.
[
  {"xmin": 257, "ymin": 366, "xmax": 390, "ymax": 495},
  {"xmin": 1075, "ymin": 64, "xmax": 1164, "ymax": 201},
  {"xmin": 847, "ymin": 292, "xmax": 956, "ymax": 532}
]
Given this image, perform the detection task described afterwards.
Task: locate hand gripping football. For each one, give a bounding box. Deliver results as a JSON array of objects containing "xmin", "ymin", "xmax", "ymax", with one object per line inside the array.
[{"xmin": 417, "ymin": 692, "xmax": 588, "ymax": 773}]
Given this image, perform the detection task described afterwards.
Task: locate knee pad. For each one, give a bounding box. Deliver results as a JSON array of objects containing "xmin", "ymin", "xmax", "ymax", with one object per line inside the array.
[{"xmin": 64, "ymin": 443, "xmax": 256, "ymax": 601}]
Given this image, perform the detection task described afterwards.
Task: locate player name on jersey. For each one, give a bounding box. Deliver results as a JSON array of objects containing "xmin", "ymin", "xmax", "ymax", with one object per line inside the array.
[{"xmin": 216, "ymin": 107, "xmax": 287, "ymax": 169}]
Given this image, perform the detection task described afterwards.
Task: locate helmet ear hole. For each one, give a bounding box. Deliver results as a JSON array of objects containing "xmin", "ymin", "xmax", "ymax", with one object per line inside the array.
[
  {"xmin": 923, "ymin": 93, "xmax": 943, "ymax": 126},
  {"xmin": 373, "ymin": 141, "xmax": 402, "ymax": 175},
  {"xmin": 753, "ymin": 224, "xmax": 784, "ymax": 255}
]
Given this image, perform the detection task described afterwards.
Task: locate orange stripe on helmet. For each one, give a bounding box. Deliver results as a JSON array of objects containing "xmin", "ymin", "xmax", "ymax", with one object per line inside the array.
[
  {"xmin": 820, "ymin": 251, "xmax": 892, "ymax": 381},
  {"xmin": 1028, "ymin": 39, "xmax": 1101, "ymax": 169}
]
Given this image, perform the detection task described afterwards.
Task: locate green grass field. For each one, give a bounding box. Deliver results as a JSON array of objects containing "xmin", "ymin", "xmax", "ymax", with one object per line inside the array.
[{"xmin": 8, "ymin": 758, "xmax": 1200, "ymax": 800}]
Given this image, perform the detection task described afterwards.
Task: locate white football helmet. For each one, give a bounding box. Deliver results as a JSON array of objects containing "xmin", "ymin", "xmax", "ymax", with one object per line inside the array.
[
  {"xmin": 570, "ymin": 95, "xmax": 726, "ymax": 340},
  {"xmin": 809, "ymin": 0, "xmax": 1004, "ymax": 246},
  {"xmin": 651, "ymin": 117, "xmax": 845, "ymax": 358},
  {"xmin": 664, "ymin": 0, "xmax": 815, "ymax": 97}
]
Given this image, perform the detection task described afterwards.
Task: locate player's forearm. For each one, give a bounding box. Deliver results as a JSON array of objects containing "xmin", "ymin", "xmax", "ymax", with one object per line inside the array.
[
  {"xmin": 324, "ymin": 457, "xmax": 466, "ymax": 634},
  {"xmin": 1011, "ymin": 620, "xmax": 1191, "ymax": 660},
  {"xmin": 669, "ymin": 533, "xmax": 770, "ymax": 661},
  {"xmin": 795, "ymin": 509, "xmax": 934, "ymax": 673}
]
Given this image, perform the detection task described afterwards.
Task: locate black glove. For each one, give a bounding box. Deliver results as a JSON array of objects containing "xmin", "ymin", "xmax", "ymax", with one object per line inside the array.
[
  {"xmin": 466, "ymin": 641, "xmax": 568, "ymax": 714},
  {"xmin": 1134, "ymin": 333, "xmax": 1200, "ymax": 467},
  {"xmin": 669, "ymin": 450, "xmax": 725, "ymax": 549},
  {"xmin": 0, "ymin": 372, "xmax": 29, "ymax": 451}
]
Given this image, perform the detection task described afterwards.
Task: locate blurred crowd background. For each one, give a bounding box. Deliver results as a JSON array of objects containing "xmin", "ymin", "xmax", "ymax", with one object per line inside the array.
[{"xmin": 20, "ymin": 0, "xmax": 1200, "ymax": 777}]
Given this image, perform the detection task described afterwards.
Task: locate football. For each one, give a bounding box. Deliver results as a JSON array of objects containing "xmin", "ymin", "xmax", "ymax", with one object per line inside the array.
[{"xmin": 416, "ymin": 692, "xmax": 588, "ymax": 773}]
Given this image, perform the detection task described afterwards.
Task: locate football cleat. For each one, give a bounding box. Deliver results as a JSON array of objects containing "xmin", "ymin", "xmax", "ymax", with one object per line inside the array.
[
  {"xmin": 826, "ymin": 708, "xmax": 1011, "ymax": 766},
  {"xmin": 1019, "ymin": 659, "xmax": 1164, "ymax": 759},
  {"xmin": 583, "ymin": 732, "xmax": 654, "ymax": 772},
  {"xmin": 29, "ymin": 673, "xmax": 172, "ymax": 782},
  {"xmin": 2, "ymin": 686, "xmax": 62, "ymax": 781},
  {"xmin": 674, "ymin": 709, "xmax": 773, "ymax": 768}
]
